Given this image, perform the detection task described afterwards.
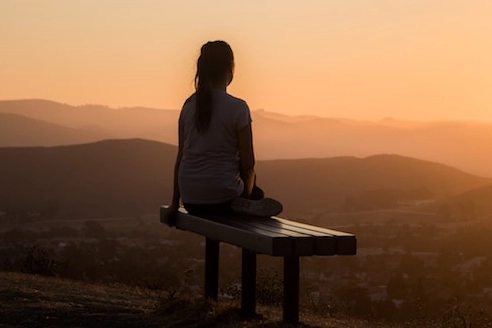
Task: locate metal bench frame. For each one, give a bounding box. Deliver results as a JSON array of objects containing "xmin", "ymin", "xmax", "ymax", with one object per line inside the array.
[{"xmin": 160, "ymin": 206, "xmax": 357, "ymax": 323}]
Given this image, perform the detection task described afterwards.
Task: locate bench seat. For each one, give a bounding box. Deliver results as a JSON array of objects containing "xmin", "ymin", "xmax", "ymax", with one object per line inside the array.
[{"xmin": 161, "ymin": 207, "xmax": 356, "ymax": 256}]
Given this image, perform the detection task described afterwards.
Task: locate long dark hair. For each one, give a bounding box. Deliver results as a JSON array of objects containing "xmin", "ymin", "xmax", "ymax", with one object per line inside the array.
[{"xmin": 194, "ymin": 41, "xmax": 234, "ymax": 132}]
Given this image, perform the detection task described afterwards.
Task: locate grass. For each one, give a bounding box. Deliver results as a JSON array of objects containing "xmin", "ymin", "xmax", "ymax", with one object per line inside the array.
[
  {"xmin": 0, "ymin": 271, "xmax": 159, "ymax": 328},
  {"xmin": 0, "ymin": 271, "xmax": 435, "ymax": 328}
]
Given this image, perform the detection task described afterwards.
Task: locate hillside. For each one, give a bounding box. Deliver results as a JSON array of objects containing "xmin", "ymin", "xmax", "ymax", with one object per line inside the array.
[
  {"xmin": 0, "ymin": 139, "xmax": 176, "ymax": 218},
  {"xmin": 0, "ymin": 139, "xmax": 489, "ymax": 218},
  {"xmin": 452, "ymin": 183, "xmax": 492, "ymax": 217},
  {"xmin": 257, "ymin": 154, "xmax": 492, "ymax": 211},
  {"xmin": 0, "ymin": 99, "xmax": 179, "ymax": 143},
  {"xmin": 0, "ymin": 271, "xmax": 402, "ymax": 328},
  {"xmin": 0, "ymin": 113, "xmax": 111, "ymax": 147}
]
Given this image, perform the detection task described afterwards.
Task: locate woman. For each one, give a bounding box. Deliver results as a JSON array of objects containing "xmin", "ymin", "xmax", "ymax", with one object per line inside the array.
[{"xmin": 162, "ymin": 40, "xmax": 282, "ymax": 225}]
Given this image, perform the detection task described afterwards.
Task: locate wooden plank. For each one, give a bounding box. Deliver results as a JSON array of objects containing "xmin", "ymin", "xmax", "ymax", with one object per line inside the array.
[
  {"xmin": 161, "ymin": 207, "xmax": 292, "ymax": 256},
  {"xmin": 160, "ymin": 206, "xmax": 356, "ymax": 256},
  {"xmin": 273, "ymin": 217, "xmax": 357, "ymax": 255},
  {"xmin": 203, "ymin": 215, "xmax": 339, "ymax": 256},
  {"xmin": 210, "ymin": 216, "xmax": 315, "ymax": 256},
  {"xmin": 243, "ymin": 217, "xmax": 337, "ymax": 255}
]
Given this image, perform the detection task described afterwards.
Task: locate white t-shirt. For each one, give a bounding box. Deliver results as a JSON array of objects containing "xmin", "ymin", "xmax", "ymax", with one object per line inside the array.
[{"xmin": 178, "ymin": 89, "xmax": 252, "ymax": 204}]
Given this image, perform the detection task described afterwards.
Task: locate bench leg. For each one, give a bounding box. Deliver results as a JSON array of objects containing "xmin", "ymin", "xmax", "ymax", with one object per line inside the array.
[
  {"xmin": 204, "ymin": 237, "xmax": 219, "ymax": 299},
  {"xmin": 241, "ymin": 248, "xmax": 256, "ymax": 317},
  {"xmin": 283, "ymin": 255, "xmax": 299, "ymax": 323}
]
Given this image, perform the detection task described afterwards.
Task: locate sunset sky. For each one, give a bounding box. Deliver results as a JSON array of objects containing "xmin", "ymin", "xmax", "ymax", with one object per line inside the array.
[{"xmin": 1, "ymin": 0, "xmax": 491, "ymax": 121}]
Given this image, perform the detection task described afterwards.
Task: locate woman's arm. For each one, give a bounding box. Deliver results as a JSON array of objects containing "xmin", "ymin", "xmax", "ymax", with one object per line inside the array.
[
  {"xmin": 238, "ymin": 123, "xmax": 255, "ymax": 198},
  {"xmin": 162, "ymin": 120, "xmax": 184, "ymax": 226},
  {"xmin": 170, "ymin": 149, "xmax": 183, "ymax": 209}
]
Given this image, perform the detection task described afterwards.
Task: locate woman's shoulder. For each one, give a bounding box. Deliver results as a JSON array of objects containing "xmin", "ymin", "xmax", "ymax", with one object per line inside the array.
[
  {"xmin": 225, "ymin": 92, "xmax": 246, "ymax": 104},
  {"xmin": 216, "ymin": 91, "xmax": 251, "ymax": 126},
  {"xmin": 215, "ymin": 90, "xmax": 248, "ymax": 108},
  {"xmin": 183, "ymin": 93, "xmax": 196, "ymax": 105}
]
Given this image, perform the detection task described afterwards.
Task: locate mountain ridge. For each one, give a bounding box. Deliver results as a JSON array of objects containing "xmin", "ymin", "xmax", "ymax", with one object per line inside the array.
[
  {"xmin": 0, "ymin": 139, "xmax": 489, "ymax": 218},
  {"xmin": 2, "ymin": 99, "xmax": 492, "ymax": 177},
  {"xmin": 0, "ymin": 112, "xmax": 112, "ymax": 147}
]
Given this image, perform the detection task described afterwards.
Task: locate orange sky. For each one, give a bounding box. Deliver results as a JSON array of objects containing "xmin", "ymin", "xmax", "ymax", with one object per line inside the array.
[{"xmin": 1, "ymin": 1, "xmax": 491, "ymax": 121}]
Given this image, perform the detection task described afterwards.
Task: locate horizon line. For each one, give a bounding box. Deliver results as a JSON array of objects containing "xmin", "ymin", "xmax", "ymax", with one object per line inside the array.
[{"xmin": 1, "ymin": 98, "xmax": 491, "ymax": 124}]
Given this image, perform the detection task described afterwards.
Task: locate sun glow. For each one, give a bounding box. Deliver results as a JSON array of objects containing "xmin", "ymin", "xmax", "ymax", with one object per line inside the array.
[{"xmin": 1, "ymin": 0, "xmax": 491, "ymax": 121}]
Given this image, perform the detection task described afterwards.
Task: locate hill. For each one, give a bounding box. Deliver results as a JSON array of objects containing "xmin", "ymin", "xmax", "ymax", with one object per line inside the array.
[
  {"xmin": 2, "ymin": 99, "xmax": 492, "ymax": 177},
  {"xmin": 451, "ymin": 183, "xmax": 492, "ymax": 217},
  {"xmin": 250, "ymin": 114, "xmax": 492, "ymax": 178},
  {"xmin": 0, "ymin": 139, "xmax": 176, "ymax": 218},
  {"xmin": 0, "ymin": 99, "xmax": 179, "ymax": 143},
  {"xmin": 0, "ymin": 271, "xmax": 404, "ymax": 328},
  {"xmin": 0, "ymin": 113, "xmax": 111, "ymax": 147},
  {"xmin": 0, "ymin": 139, "xmax": 489, "ymax": 218},
  {"xmin": 256, "ymin": 155, "xmax": 491, "ymax": 212}
]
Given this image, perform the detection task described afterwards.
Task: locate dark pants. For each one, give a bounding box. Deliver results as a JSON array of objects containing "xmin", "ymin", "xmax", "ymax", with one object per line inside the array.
[{"xmin": 184, "ymin": 185, "xmax": 264, "ymax": 216}]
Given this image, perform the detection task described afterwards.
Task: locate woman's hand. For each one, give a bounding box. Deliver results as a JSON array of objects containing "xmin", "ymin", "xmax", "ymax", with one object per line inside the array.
[{"xmin": 161, "ymin": 205, "xmax": 179, "ymax": 227}]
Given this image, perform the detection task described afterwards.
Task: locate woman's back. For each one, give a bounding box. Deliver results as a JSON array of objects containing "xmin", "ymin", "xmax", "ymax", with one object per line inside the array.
[{"xmin": 178, "ymin": 89, "xmax": 251, "ymax": 204}]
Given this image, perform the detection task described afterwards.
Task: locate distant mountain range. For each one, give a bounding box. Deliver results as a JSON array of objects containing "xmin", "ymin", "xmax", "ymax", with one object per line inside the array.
[
  {"xmin": 0, "ymin": 139, "xmax": 489, "ymax": 218},
  {"xmin": 0, "ymin": 113, "xmax": 111, "ymax": 147},
  {"xmin": 1, "ymin": 99, "xmax": 492, "ymax": 177},
  {"xmin": 0, "ymin": 99, "xmax": 179, "ymax": 146}
]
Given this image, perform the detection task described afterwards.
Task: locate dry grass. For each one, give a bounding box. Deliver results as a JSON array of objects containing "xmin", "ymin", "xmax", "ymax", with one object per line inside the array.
[
  {"xmin": 0, "ymin": 271, "xmax": 422, "ymax": 328},
  {"xmin": 0, "ymin": 271, "xmax": 161, "ymax": 328}
]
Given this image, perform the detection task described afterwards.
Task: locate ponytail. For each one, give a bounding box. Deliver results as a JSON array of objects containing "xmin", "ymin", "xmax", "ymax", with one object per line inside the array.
[{"xmin": 194, "ymin": 41, "xmax": 234, "ymax": 133}]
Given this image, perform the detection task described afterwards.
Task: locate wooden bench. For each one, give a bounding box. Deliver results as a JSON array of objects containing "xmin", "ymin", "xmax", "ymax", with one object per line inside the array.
[{"xmin": 160, "ymin": 206, "xmax": 357, "ymax": 323}]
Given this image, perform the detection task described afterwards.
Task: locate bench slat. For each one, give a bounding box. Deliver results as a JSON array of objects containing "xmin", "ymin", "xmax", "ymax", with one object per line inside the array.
[
  {"xmin": 206, "ymin": 215, "xmax": 345, "ymax": 256},
  {"xmin": 216, "ymin": 216, "xmax": 336, "ymax": 255},
  {"xmin": 273, "ymin": 217, "xmax": 357, "ymax": 255},
  {"xmin": 209, "ymin": 214, "xmax": 355, "ymax": 256},
  {"xmin": 249, "ymin": 217, "xmax": 338, "ymax": 255},
  {"xmin": 161, "ymin": 206, "xmax": 356, "ymax": 256},
  {"xmin": 209, "ymin": 216, "xmax": 315, "ymax": 256},
  {"xmin": 163, "ymin": 208, "xmax": 292, "ymax": 256}
]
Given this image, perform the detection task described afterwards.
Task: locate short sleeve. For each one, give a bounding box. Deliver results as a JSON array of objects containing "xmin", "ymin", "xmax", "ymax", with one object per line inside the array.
[{"xmin": 236, "ymin": 101, "xmax": 252, "ymax": 132}]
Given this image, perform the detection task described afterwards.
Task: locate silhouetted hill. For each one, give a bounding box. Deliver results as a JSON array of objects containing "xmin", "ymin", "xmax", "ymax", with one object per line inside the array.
[
  {"xmin": 2, "ymin": 99, "xmax": 492, "ymax": 177},
  {"xmin": 0, "ymin": 139, "xmax": 176, "ymax": 218},
  {"xmin": 0, "ymin": 140, "xmax": 489, "ymax": 218},
  {"xmin": 0, "ymin": 113, "xmax": 111, "ymax": 147},
  {"xmin": 251, "ymin": 114, "xmax": 492, "ymax": 178},
  {"xmin": 0, "ymin": 99, "xmax": 74, "ymax": 120},
  {"xmin": 256, "ymin": 155, "xmax": 491, "ymax": 212},
  {"xmin": 0, "ymin": 99, "xmax": 179, "ymax": 143},
  {"xmin": 451, "ymin": 183, "xmax": 492, "ymax": 217}
]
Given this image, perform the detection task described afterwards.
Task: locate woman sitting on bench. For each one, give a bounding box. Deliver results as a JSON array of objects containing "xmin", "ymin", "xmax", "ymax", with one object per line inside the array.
[{"xmin": 162, "ymin": 40, "xmax": 282, "ymax": 225}]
